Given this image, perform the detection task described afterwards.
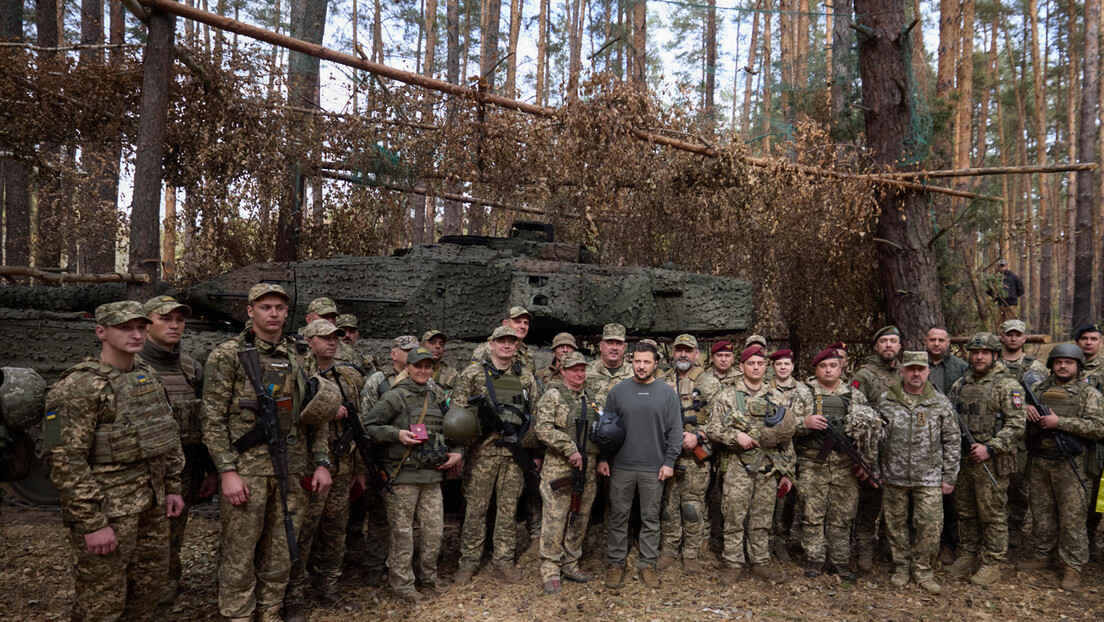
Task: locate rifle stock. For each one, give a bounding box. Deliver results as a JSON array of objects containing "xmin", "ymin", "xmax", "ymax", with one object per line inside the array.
[
  {"xmin": 469, "ymin": 394, "xmax": 539, "ymax": 476},
  {"xmin": 327, "ymin": 368, "xmax": 394, "ymax": 495},
  {"xmin": 817, "ymin": 420, "xmax": 881, "ymax": 488},
  {"xmin": 1018, "ymin": 380, "xmax": 1090, "ymax": 494}
]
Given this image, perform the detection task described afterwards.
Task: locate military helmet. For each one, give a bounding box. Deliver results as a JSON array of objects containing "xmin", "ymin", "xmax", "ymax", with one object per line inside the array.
[
  {"xmin": 0, "ymin": 367, "xmax": 47, "ymax": 430},
  {"xmin": 443, "ymin": 404, "xmax": 480, "ymax": 444},
  {"xmin": 1046, "ymin": 343, "xmax": 1086, "ymax": 369},
  {"xmin": 965, "ymin": 332, "xmax": 1002, "ymax": 352},
  {"xmin": 299, "ymin": 374, "xmax": 342, "ymax": 426},
  {"xmin": 592, "ymin": 410, "xmax": 626, "ymax": 451}
]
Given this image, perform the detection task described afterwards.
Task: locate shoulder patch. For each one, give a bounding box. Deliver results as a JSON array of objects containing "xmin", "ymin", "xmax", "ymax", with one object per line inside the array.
[
  {"xmin": 851, "ymin": 379, "xmax": 861, "ymax": 389},
  {"xmin": 1011, "ymin": 389, "xmax": 1023, "ymax": 409}
]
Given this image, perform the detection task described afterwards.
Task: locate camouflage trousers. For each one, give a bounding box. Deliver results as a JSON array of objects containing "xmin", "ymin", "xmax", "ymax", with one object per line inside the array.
[
  {"xmin": 383, "ymin": 482, "xmax": 443, "ymax": 593},
  {"xmin": 523, "ymin": 469, "xmax": 544, "ymax": 538},
  {"xmin": 720, "ymin": 463, "xmax": 776, "ymax": 567},
  {"xmin": 287, "ymin": 471, "xmax": 353, "ymax": 604},
  {"xmin": 538, "ymin": 464, "xmax": 598, "ymax": 581},
  {"xmin": 459, "ymin": 452, "xmax": 524, "ymax": 569},
  {"xmin": 796, "ymin": 455, "xmax": 859, "ymax": 565},
  {"xmin": 163, "ymin": 443, "xmax": 213, "ymax": 605},
  {"xmin": 68, "ymin": 504, "xmax": 169, "ymax": 622},
  {"xmin": 883, "ymin": 485, "xmax": 942, "ymax": 580},
  {"xmin": 1026, "ymin": 456, "xmax": 1090, "ymax": 571},
  {"xmin": 854, "ymin": 486, "xmax": 884, "ymax": 556},
  {"xmin": 216, "ymin": 474, "xmax": 307, "ymax": 619},
  {"xmin": 660, "ymin": 457, "xmax": 710, "ymax": 560},
  {"xmin": 952, "ymin": 460, "xmax": 1009, "ymax": 567},
  {"xmin": 345, "ymin": 485, "xmax": 389, "ymax": 572}
]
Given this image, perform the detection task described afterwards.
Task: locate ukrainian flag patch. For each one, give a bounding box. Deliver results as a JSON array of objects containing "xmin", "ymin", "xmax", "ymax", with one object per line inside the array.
[
  {"xmin": 136, "ymin": 374, "xmax": 149, "ymax": 383},
  {"xmin": 45, "ymin": 411, "xmax": 57, "ymax": 421}
]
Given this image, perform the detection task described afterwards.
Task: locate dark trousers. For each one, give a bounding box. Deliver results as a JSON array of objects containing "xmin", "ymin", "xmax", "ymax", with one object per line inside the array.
[{"xmin": 607, "ymin": 468, "xmax": 664, "ymax": 569}]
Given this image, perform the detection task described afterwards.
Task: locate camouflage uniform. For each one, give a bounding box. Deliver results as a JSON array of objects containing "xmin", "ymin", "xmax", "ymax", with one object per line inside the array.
[
  {"xmin": 999, "ymin": 352, "xmax": 1048, "ymax": 540},
  {"xmin": 790, "ymin": 382, "xmax": 874, "ymax": 566},
  {"xmin": 875, "ymin": 381, "xmax": 960, "ymax": 582},
  {"xmin": 202, "ymin": 333, "xmax": 329, "ymax": 620},
  {"xmin": 286, "ymin": 361, "xmax": 364, "ymax": 606},
  {"xmin": 947, "ymin": 362, "xmax": 1026, "ymax": 568},
  {"xmin": 348, "ymin": 366, "xmax": 401, "ymax": 575},
  {"xmin": 136, "ymin": 339, "xmax": 209, "ymax": 605},
  {"xmin": 768, "ymin": 379, "xmax": 808, "ymax": 557},
  {"xmin": 706, "ymin": 381, "xmax": 795, "ymax": 568},
  {"xmin": 44, "ymin": 358, "xmax": 185, "ymax": 622},
  {"xmin": 471, "ymin": 341, "xmax": 538, "ymax": 378},
  {"xmin": 534, "ymin": 381, "xmax": 601, "ymax": 582},
  {"xmin": 1023, "ymin": 374, "xmax": 1104, "ymax": 571},
  {"xmin": 583, "ymin": 359, "xmax": 632, "ymax": 410},
  {"xmin": 453, "ymin": 359, "xmax": 538, "ymax": 571},
  {"xmin": 851, "ymin": 356, "xmax": 899, "ymax": 562},
  {"xmin": 659, "ymin": 365, "xmax": 721, "ymax": 561},
  {"xmin": 433, "ymin": 359, "xmax": 461, "ymax": 395},
  {"xmin": 364, "ymin": 377, "xmax": 460, "ymax": 596},
  {"xmin": 1081, "ymin": 356, "xmax": 1104, "ymax": 549}
]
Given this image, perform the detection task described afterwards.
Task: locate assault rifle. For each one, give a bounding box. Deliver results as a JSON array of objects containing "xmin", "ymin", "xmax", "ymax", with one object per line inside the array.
[
  {"xmin": 550, "ymin": 414, "xmax": 590, "ymax": 525},
  {"xmin": 327, "ymin": 367, "xmax": 394, "ymax": 495},
  {"xmin": 1020, "ymin": 373, "xmax": 1089, "ymax": 494},
  {"xmin": 680, "ymin": 404, "xmax": 712, "ymax": 462},
  {"xmin": 468, "ymin": 394, "xmax": 539, "ymax": 476},
  {"xmin": 953, "ymin": 403, "xmax": 999, "ymax": 487},
  {"xmin": 232, "ymin": 332, "xmax": 298, "ymax": 562},
  {"xmin": 817, "ymin": 418, "xmax": 881, "ymax": 488}
]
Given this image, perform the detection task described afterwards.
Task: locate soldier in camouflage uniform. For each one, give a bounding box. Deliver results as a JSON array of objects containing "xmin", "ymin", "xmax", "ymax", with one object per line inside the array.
[
  {"xmin": 768, "ymin": 348, "xmax": 806, "ymax": 562},
  {"xmin": 706, "ymin": 345, "xmax": 795, "ymax": 584},
  {"xmin": 44, "ymin": 301, "xmax": 186, "ymax": 622},
  {"xmin": 298, "ymin": 297, "xmax": 363, "ymax": 376},
  {"xmin": 944, "ymin": 332, "xmax": 1026, "ymax": 587},
  {"xmin": 874, "ymin": 352, "xmax": 960, "ymax": 595},
  {"xmin": 585, "ymin": 323, "xmax": 632, "ymax": 407},
  {"xmin": 850, "ymin": 326, "xmax": 901, "ymax": 572},
  {"xmin": 1016, "ymin": 344, "xmax": 1104, "ymax": 591},
  {"xmin": 202, "ymin": 284, "xmax": 333, "ymax": 621},
  {"xmin": 925, "ymin": 325, "xmax": 969, "ymax": 565},
  {"xmin": 537, "ymin": 332, "xmax": 579, "ymax": 389},
  {"xmin": 336, "ymin": 313, "xmax": 377, "ymax": 374},
  {"xmin": 704, "ymin": 341, "xmax": 738, "ymax": 387},
  {"xmin": 422, "ymin": 329, "xmax": 460, "ymax": 394},
  {"xmin": 470, "ymin": 306, "xmax": 538, "ymax": 377},
  {"xmin": 1074, "ymin": 323, "xmax": 1104, "ymax": 558},
  {"xmin": 137, "ymin": 295, "xmax": 215, "ymax": 609},
  {"xmin": 365, "ymin": 347, "xmax": 464, "ymax": 604},
  {"xmin": 534, "ymin": 351, "xmax": 600, "ymax": 594},
  {"xmin": 452, "ymin": 326, "xmax": 539, "ymax": 585},
  {"xmin": 285, "ymin": 320, "xmax": 365, "ymax": 620},
  {"xmin": 656, "ymin": 334, "xmax": 721, "ymax": 573},
  {"xmin": 790, "ymin": 348, "xmax": 880, "ymax": 582}
]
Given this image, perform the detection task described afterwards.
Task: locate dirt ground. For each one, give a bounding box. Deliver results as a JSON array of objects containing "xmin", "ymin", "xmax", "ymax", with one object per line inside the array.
[{"xmin": 2, "ymin": 498, "xmax": 1103, "ymax": 622}]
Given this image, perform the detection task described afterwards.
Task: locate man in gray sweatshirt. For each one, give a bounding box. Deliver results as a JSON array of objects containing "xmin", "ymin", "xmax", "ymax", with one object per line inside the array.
[{"xmin": 599, "ymin": 341, "xmax": 682, "ymax": 589}]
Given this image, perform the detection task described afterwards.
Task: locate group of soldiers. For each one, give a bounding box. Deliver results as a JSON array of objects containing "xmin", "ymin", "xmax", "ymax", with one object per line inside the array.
[{"xmin": 42, "ymin": 284, "xmax": 1104, "ymax": 621}]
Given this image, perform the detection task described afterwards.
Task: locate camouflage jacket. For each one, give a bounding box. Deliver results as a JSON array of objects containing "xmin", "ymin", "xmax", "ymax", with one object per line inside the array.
[
  {"xmin": 363, "ymin": 377, "xmax": 459, "ymax": 484},
  {"xmin": 790, "ymin": 381, "xmax": 880, "ymax": 465},
  {"xmin": 998, "ymin": 353, "xmax": 1047, "ymax": 383},
  {"xmin": 453, "ymin": 358, "xmax": 539, "ymax": 457},
  {"xmin": 1084, "ymin": 356, "xmax": 1104, "ymax": 393},
  {"xmin": 360, "ymin": 368, "xmax": 401, "ymax": 414},
  {"xmin": 852, "ymin": 355, "xmax": 899, "ymax": 403},
  {"xmin": 583, "ymin": 359, "xmax": 632, "ymax": 409},
  {"xmin": 201, "ymin": 334, "xmax": 329, "ymax": 476},
  {"xmin": 305, "ymin": 355, "xmax": 365, "ymax": 477},
  {"xmin": 704, "ymin": 368, "xmax": 741, "ymax": 389},
  {"xmin": 433, "ymin": 359, "xmax": 461, "ymax": 395},
  {"xmin": 947, "ymin": 362, "xmax": 1026, "ymax": 473},
  {"xmin": 44, "ymin": 359, "xmax": 185, "ymax": 534},
  {"xmin": 664, "ymin": 366, "xmax": 722, "ymax": 460},
  {"xmin": 470, "ymin": 341, "xmax": 537, "ymax": 378},
  {"xmin": 534, "ymin": 382, "xmax": 601, "ymax": 483},
  {"xmin": 706, "ymin": 379, "xmax": 796, "ymax": 477},
  {"xmin": 136, "ymin": 340, "xmax": 204, "ymax": 446},
  {"xmin": 1029, "ymin": 375, "xmax": 1104, "ymax": 447},
  {"xmin": 769, "ymin": 378, "xmax": 808, "ymax": 407},
  {"xmin": 875, "ymin": 381, "xmax": 960, "ymax": 487}
]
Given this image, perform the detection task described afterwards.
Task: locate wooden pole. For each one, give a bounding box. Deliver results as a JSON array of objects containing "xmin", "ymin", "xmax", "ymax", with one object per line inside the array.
[
  {"xmin": 866, "ymin": 162, "xmax": 1097, "ymax": 179},
  {"xmin": 0, "ymin": 266, "xmax": 151, "ymax": 284}
]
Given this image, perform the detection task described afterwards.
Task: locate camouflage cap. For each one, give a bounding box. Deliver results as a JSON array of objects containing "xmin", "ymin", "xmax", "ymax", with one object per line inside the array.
[
  {"xmin": 1000, "ymin": 319, "xmax": 1026, "ymax": 334},
  {"xmin": 406, "ymin": 347, "xmax": 435, "ymax": 366},
  {"xmin": 639, "ymin": 338, "xmax": 659, "ymax": 348},
  {"xmin": 248, "ymin": 282, "xmax": 290, "ymax": 304},
  {"xmin": 307, "ymin": 297, "xmax": 339, "ymax": 316},
  {"xmin": 142, "ymin": 295, "xmax": 191, "ymax": 318},
  {"xmin": 95, "ymin": 300, "xmax": 151, "ymax": 326},
  {"xmin": 900, "ymin": 351, "xmax": 929, "ymax": 368},
  {"xmin": 507, "ymin": 305, "xmax": 532, "ymax": 320},
  {"xmin": 673, "ymin": 334, "xmax": 698, "ymax": 349},
  {"xmin": 335, "ymin": 313, "xmax": 359, "ymax": 329},
  {"xmin": 302, "ymin": 319, "xmax": 345, "ymax": 339},
  {"xmin": 560, "ymin": 351, "xmax": 587, "ymax": 368},
  {"xmin": 744, "ymin": 334, "xmax": 767, "ymax": 348},
  {"xmin": 965, "ymin": 332, "xmax": 1002, "ymax": 352},
  {"xmin": 602, "ymin": 323, "xmax": 626, "ymax": 341},
  {"xmin": 873, "ymin": 326, "xmax": 901, "ymax": 340},
  {"xmin": 490, "ymin": 325, "xmax": 519, "ymax": 341},
  {"xmin": 551, "ymin": 332, "xmax": 578, "ymax": 349},
  {"xmin": 421, "ymin": 329, "xmax": 448, "ymax": 342},
  {"xmin": 392, "ymin": 335, "xmax": 419, "ymax": 350}
]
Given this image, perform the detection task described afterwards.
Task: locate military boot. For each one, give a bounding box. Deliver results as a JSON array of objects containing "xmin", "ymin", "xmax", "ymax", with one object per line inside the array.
[
  {"xmin": 890, "ymin": 567, "xmax": 909, "ymax": 588},
  {"xmin": 284, "ymin": 603, "xmax": 307, "ymax": 622},
  {"xmin": 938, "ymin": 545, "xmax": 955, "ymax": 566},
  {"xmin": 655, "ymin": 553, "xmax": 680, "ymax": 572},
  {"xmin": 969, "ymin": 564, "xmax": 1001, "ymax": 586},
  {"xmin": 803, "ymin": 561, "xmax": 822, "ymax": 578},
  {"xmin": 496, "ymin": 565, "xmax": 523, "ymax": 584},
  {"xmin": 857, "ymin": 552, "xmax": 874, "ymax": 572},
  {"xmin": 682, "ymin": 557, "xmax": 702, "ymax": 575},
  {"xmin": 317, "ymin": 592, "xmax": 361, "ymax": 611},
  {"xmin": 396, "ymin": 589, "xmax": 430, "ymax": 606},
  {"xmin": 639, "ymin": 564, "xmax": 661, "ymax": 589},
  {"xmin": 604, "ymin": 567, "xmax": 625, "ymax": 589},
  {"xmin": 562, "ymin": 567, "xmax": 592, "ymax": 583},
  {"xmin": 773, "ymin": 538, "xmax": 792, "ymax": 563},
  {"xmin": 720, "ymin": 566, "xmax": 746, "ymax": 585},
  {"xmin": 452, "ymin": 568, "xmax": 475, "ymax": 586},
  {"xmin": 1060, "ymin": 568, "xmax": 1081, "ymax": 592},
  {"xmin": 1016, "ymin": 556, "xmax": 1050, "ymax": 571},
  {"xmin": 944, "ymin": 552, "xmax": 976, "ymax": 576},
  {"xmin": 918, "ymin": 578, "xmax": 942, "ymax": 595},
  {"xmin": 750, "ymin": 564, "xmax": 784, "ymax": 583}
]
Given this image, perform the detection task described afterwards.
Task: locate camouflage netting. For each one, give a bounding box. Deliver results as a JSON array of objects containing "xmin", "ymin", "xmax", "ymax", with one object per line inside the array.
[{"xmin": 0, "ymin": 45, "xmax": 883, "ymax": 359}]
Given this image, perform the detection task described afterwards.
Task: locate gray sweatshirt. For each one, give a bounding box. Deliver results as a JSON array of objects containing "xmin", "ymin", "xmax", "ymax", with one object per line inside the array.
[{"xmin": 603, "ymin": 376, "xmax": 683, "ymax": 471}]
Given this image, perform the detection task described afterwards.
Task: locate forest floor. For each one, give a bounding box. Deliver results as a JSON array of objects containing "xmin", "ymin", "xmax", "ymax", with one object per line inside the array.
[{"xmin": 2, "ymin": 496, "xmax": 1103, "ymax": 622}]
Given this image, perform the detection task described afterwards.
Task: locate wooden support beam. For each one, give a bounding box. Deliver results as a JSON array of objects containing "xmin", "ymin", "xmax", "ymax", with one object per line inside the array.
[
  {"xmin": 866, "ymin": 162, "xmax": 1097, "ymax": 180},
  {"xmin": 0, "ymin": 266, "xmax": 151, "ymax": 283}
]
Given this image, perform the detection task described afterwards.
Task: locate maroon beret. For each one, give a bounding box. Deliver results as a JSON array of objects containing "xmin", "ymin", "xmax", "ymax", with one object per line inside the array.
[
  {"xmin": 711, "ymin": 340, "xmax": 733, "ymax": 355},
  {"xmin": 829, "ymin": 341, "xmax": 847, "ymax": 351},
  {"xmin": 811, "ymin": 348, "xmax": 842, "ymax": 367},
  {"xmin": 769, "ymin": 349, "xmax": 794, "ymax": 361},
  {"xmin": 740, "ymin": 345, "xmax": 766, "ymax": 363}
]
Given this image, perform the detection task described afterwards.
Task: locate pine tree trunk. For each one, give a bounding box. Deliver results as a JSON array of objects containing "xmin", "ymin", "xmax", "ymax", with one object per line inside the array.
[
  {"xmin": 1061, "ymin": 0, "xmax": 1079, "ymax": 328},
  {"xmin": 704, "ymin": 0, "xmax": 716, "ymax": 126},
  {"xmin": 740, "ymin": 0, "xmax": 761, "ymax": 132},
  {"xmin": 505, "ymin": 0, "xmax": 523, "ymax": 97},
  {"xmin": 480, "ymin": 0, "xmax": 502, "ymax": 90},
  {"xmin": 761, "ymin": 0, "xmax": 772, "ymax": 151},
  {"xmin": 34, "ymin": 0, "xmax": 62, "ymax": 270},
  {"xmin": 630, "ymin": 0, "xmax": 645, "ymax": 89},
  {"xmin": 1028, "ymin": 0, "xmax": 1053, "ymax": 332},
  {"xmin": 936, "ymin": 0, "xmax": 960, "ymax": 98},
  {"xmin": 1, "ymin": 0, "xmax": 30, "ymax": 275},
  {"xmin": 163, "ymin": 184, "xmax": 176, "ymax": 279},
  {"xmin": 443, "ymin": 0, "xmax": 462, "ymax": 235},
  {"xmin": 1073, "ymin": 0, "xmax": 1099, "ymax": 327},
  {"xmin": 536, "ymin": 0, "xmax": 548, "ymax": 104},
  {"xmin": 830, "ymin": 0, "xmax": 854, "ymax": 126},
  {"xmin": 567, "ymin": 0, "xmax": 582, "ymax": 97}
]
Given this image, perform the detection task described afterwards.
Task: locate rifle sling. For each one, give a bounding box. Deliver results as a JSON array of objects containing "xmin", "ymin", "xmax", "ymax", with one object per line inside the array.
[{"xmin": 390, "ymin": 393, "xmax": 431, "ymax": 480}]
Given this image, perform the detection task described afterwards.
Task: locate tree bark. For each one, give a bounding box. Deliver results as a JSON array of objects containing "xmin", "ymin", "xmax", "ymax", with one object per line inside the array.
[
  {"xmin": 741, "ymin": 0, "xmax": 761, "ymax": 132},
  {"xmin": 504, "ymin": 0, "xmax": 522, "ymax": 97},
  {"xmin": 535, "ymin": 0, "xmax": 548, "ymax": 105},
  {"xmin": 163, "ymin": 184, "xmax": 176, "ymax": 279},
  {"xmin": 34, "ymin": 0, "xmax": 63, "ymax": 270},
  {"xmin": 479, "ymin": 0, "xmax": 501, "ymax": 90},
  {"xmin": 936, "ymin": 0, "xmax": 959, "ymax": 99},
  {"xmin": 630, "ymin": 0, "xmax": 645, "ymax": 89},
  {"xmin": 761, "ymin": 0, "xmax": 772, "ymax": 151},
  {"xmin": 704, "ymin": 0, "xmax": 716, "ymax": 125},
  {"xmin": 1073, "ymin": 0, "xmax": 1099, "ymax": 327},
  {"xmin": 1, "ymin": 0, "xmax": 30, "ymax": 274},
  {"xmin": 443, "ymin": 0, "xmax": 462, "ymax": 235},
  {"xmin": 567, "ymin": 0, "xmax": 581, "ymax": 97},
  {"xmin": 854, "ymin": 0, "xmax": 946, "ymax": 344},
  {"xmin": 129, "ymin": 7, "xmax": 175, "ymax": 299},
  {"xmin": 831, "ymin": 0, "xmax": 855, "ymax": 126},
  {"xmin": 1028, "ymin": 0, "xmax": 1052, "ymax": 332}
]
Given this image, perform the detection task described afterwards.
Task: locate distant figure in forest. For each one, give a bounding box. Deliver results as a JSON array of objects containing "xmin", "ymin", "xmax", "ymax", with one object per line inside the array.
[{"xmin": 987, "ymin": 260, "xmax": 1024, "ymax": 323}]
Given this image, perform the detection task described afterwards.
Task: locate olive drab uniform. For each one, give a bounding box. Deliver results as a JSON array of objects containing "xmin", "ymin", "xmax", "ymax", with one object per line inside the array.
[
  {"xmin": 999, "ymin": 352, "xmax": 1048, "ymax": 540},
  {"xmin": 851, "ymin": 356, "xmax": 898, "ymax": 562},
  {"xmin": 44, "ymin": 359, "xmax": 185, "ymax": 622},
  {"xmin": 286, "ymin": 361, "xmax": 365, "ymax": 607},
  {"xmin": 202, "ymin": 333, "xmax": 328, "ymax": 620},
  {"xmin": 874, "ymin": 382, "xmax": 960, "ymax": 583},
  {"xmin": 1023, "ymin": 375, "xmax": 1104, "ymax": 571},
  {"xmin": 534, "ymin": 382, "xmax": 602, "ymax": 582},
  {"xmin": 453, "ymin": 359, "xmax": 538, "ymax": 571},
  {"xmin": 659, "ymin": 366, "xmax": 721, "ymax": 561},
  {"xmin": 136, "ymin": 341, "xmax": 209, "ymax": 606},
  {"xmin": 946, "ymin": 362, "xmax": 1026, "ymax": 569},
  {"xmin": 789, "ymin": 383, "xmax": 873, "ymax": 566},
  {"xmin": 706, "ymin": 381, "xmax": 796, "ymax": 569},
  {"xmin": 364, "ymin": 377, "xmax": 461, "ymax": 596}
]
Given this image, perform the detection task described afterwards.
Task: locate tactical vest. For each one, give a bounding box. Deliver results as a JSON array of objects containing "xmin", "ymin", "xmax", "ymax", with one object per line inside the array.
[
  {"xmin": 159, "ymin": 364, "xmax": 202, "ymax": 446},
  {"xmin": 860, "ymin": 362, "xmax": 896, "ymax": 398},
  {"xmin": 796, "ymin": 392, "xmax": 849, "ymax": 450},
  {"xmin": 1000, "ymin": 355, "xmax": 1036, "ymax": 380},
  {"xmin": 669, "ymin": 368, "xmax": 706, "ymax": 421},
  {"xmin": 381, "ymin": 386, "xmax": 448, "ymax": 470},
  {"xmin": 956, "ymin": 378, "xmax": 1004, "ymax": 442},
  {"xmin": 1030, "ymin": 380, "xmax": 1083, "ymax": 456},
  {"xmin": 562, "ymin": 388, "xmax": 601, "ymax": 455},
  {"xmin": 70, "ymin": 362, "xmax": 181, "ymax": 465},
  {"xmin": 486, "ymin": 362, "xmax": 529, "ymax": 427},
  {"xmin": 256, "ymin": 347, "xmax": 296, "ymax": 436}
]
